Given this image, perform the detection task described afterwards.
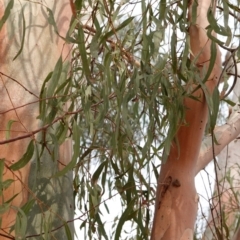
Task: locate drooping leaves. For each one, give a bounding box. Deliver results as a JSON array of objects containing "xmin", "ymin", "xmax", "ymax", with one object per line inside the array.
[{"xmin": 10, "ymin": 140, "xmax": 34, "ymax": 171}]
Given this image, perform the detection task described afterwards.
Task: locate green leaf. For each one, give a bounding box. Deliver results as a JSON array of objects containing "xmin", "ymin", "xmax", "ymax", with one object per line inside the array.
[
  {"xmin": 207, "ymin": 8, "xmax": 219, "ymax": 31},
  {"xmin": 91, "ymin": 161, "xmax": 108, "ymax": 185},
  {"xmin": 47, "ymin": 57, "xmax": 63, "ymax": 97},
  {"xmin": 5, "ymin": 193, "xmax": 18, "ymax": 204},
  {"xmin": 210, "ymin": 87, "xmax": 219, "ymax": 128},
  {"xmin": 171, "ymin": 31, "xmax": 177, "ymax": 73},
  {"xmin": 78, "ymin": 27, "xmax": 91, "ymax": 79},
  {"xmin": 114, "ymin": 198, "xmax": 136, "ymax": 240},
  {"xmin": 10, "ymin": 140, "xmax": 34, "ymax": 171},
  {"xmin": 64, "ymin": 222, "xmax": 72, "ymax": 240},
  {"xmin": 206, "ymin": 28, "xmax": 224, "ymax": 45},
  {"xmin": 75, "ymin": 0, "xmax": 83, "ymax": 11},
  {"xmin": 101, "ymin": 17, "xmax": 134, "ymax": 43},
  {"xmin": 0, "ymin": 202, "xmax": 11, "ymax": 214},
  {"xmin": 45, "ymin": 98, "xmax": 58, "ymax": 124},
  {"xmin": 21, "ymin": 199, "xmax": 35, "ymax": 215},
  {"xmin": 151, "ymin": 162, "xmax": 159, "ymax": 180},
  {"xmin": 13, "ymin": 8, "xmax": 26, "ymax": 60},
  {"xmin": 38, "ymin": 72, "xmax": 52, "ymax": 120},
  {"xmin": 202, "ymin": 41, "xmax": 217, "ymax": 83},
  {"xmin": 115, "ymin": 17, "xmax": 134, "ymax": 32},
  {"xmin": 222, "ymin": 98, "xmax": 235, "ymax": 107},
  {"xmin": 14, "ymin": 207, "xmax": 27, "ymax": 239},
  {"xmin": 227, "ymin": 1, "xmax": 240, "ymax": 12},
  {"xmin": 0, "ymin": 0, "xmax": 14, "ymax": 31},
  {"xmin": 46, "ymin": 7, "xmax": 59, "ymax": 34},
  {"xmin": 52, "ymin": 121, "xmax": 80, "ymax": 178},
  {"xmin": 2, "ymin": 179, "xmax": 14, "ymax": 191},
  {"xmin": 207, "ymin": 7, "xmax": 230, "ymax": 37},
  {"xmin": 95, "ymin": 213, "xmax": 109, "ymax": 240},
  {"xmin": 159, "ymin": 0, "xmax": 167, "ymax": 23},
  {"xmin": 5, "ymin": 120, "xmax": 17, "ymax": 140},
  {"xmin": 55, "ymin": 121, "xmax": 69, "ymax": 145}
]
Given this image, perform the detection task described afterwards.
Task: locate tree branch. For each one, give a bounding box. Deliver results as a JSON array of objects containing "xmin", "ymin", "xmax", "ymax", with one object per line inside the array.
[{"xmin": 196, "ymin": 110, "xmax": 240, "ymax": 174}]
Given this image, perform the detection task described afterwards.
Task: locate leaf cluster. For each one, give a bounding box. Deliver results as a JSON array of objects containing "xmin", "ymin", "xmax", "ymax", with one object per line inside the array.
[{"xmin": 1, "ymin": 0, "xmax": 240, "ymax": 239}]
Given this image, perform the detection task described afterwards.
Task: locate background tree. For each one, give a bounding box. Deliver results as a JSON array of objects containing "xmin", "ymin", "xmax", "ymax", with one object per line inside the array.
[
  {"xmin": 0, "ymin": 1, "xmax": 73, "ymax": 239},
  {"xmin": 0, "ymin": 0, "xmax": 240, "ymax": 240}
]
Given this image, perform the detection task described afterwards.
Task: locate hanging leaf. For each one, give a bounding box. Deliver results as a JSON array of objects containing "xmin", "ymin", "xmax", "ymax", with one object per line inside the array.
[
  {"xmin": 13, "ymin": 8, "xmax": 26, "ymax": 60},
  {"xmin": 5, "ymin": 120, "xmax": 17, "ymax": 140},
  {"xmin": 14, "ymin": 207, "xmax": 27, "ymax": 239},
  {"xmin": 10, "ymin": 140, "xmax": 34, "ymax": 171},
  {"xmin": 114, "ymin": 198, "xmax": 136, "ymax": 240},
  {"xmin": 202, "ymin": 41, "xmax": 217, "ymax": 83},
  {"xmin": 91, "ymin": 161, "xmax": 108, "ymax": 185},
  {"xmin": 0, "ymin": 0, "xmax": 14, "ymax": 31},
  {"xmin": 46, "ymin": 7, "xmax": 59, "ymax": 34},
  {"xmin": 210, "ymin": 87, "xmax": 220, "ymax": 129},
  {"xmin": 101, "ymin": 17, "xmax": 134, "ymax": 44},
  {"xmin": 52, "ymin": 121, "xmax": 80, "ymax": 178},
  {"xmin": 64, "ymin": 222, "xmax": 72, "ymax": 240},
  {"xmin": 47, "ymin": 57, "xmax": 63, "ymax": 98},
  {"xmin": 78, "ymin": 27, "xmax": 91, "ymax": 79},
  {"xmin": 95, "ymin": 213, "xmax": 109, "ymax": 240}
]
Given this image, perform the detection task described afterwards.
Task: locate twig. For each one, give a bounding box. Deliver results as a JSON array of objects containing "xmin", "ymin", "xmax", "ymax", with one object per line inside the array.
[{"xmin": 0, "ymin": 93, "xmax": 116, "ymax": 145}]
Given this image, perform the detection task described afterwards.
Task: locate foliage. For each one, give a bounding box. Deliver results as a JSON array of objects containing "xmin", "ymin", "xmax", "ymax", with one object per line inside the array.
[{"xmin": 1, "ymin": 0, "xmax": 240, "ymax": 239}]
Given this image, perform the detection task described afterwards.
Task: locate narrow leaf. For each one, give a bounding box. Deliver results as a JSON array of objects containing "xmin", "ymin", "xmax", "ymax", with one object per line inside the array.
[
  {"xmin": 46, "ymin": 7, "xmax": 59, "ymax": 34},
  {"xmin": 10, "ymin": 140, "xmax": 34, "ymax": 171},
  {"xmin": 5, "ymin": 120, "xmax": 17, "ymax": 140},
  {"xmin": 171, "ymin": 31, "xmax": 177, "ymax": 73},
  {"xmin": 47, "ymin": 57, "xmax": 63, "ymax": 97},
  {"xmin": 210, "ymin": 87, "xmax": 220, "ymax": 128},
  {"xmin": 95, "ymin": 213, "xmax": 109, "ymax": 240},
  {"xmin": 91, "ymin": 161, "xmax": 107, "ymax": 185},
  {"xmin": 114, "ymin": 198, "xmax": 136, "ymax": 240},
  {"xmin": 52, "ymin": 121, "xmax": 80, "ymax": 178},
  {"xmin": 78, "ymin": 27, "xmax": 90, "ymax": 79},
  {"xmin": 101, "ymin": 17, "xmax": 134, "ymax": 43},
  {"xmin": 202, "ymin": 41, "xmax": 217, "ymax": 83},
  {"xmin": 64, "ymin": 222, "xmax": 72, "ymax": 240},
  {"xmin": 0, "ymin": 0, "xmax": 14, "ymax": 31},
  {"xmin": 13, "ymin": 9, "xmax": 26, "ymax": 60}
]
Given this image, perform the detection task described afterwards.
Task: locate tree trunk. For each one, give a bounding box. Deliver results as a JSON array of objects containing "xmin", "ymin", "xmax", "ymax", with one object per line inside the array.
[
  {"xmin": 0, "ymin": 1, "xmax": 73, "ymax": 239},
  {"xmin": 151, "ymin": 0, "xmax": 222, "ymax": 239}
]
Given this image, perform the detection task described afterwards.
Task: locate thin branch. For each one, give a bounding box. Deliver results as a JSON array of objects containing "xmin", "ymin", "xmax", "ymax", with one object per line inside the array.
[
  {"xmin": 196, "ymin": 110, "xmax": 240, "ymax": 174},
  {"xmin": 217, "ymin": 6, "xmax": 240, "ymax": 22},
  {"xmin": 0, "ymin": 94, "xmax": 72, "ymax": 115},
  {"xmin": 0, "ymin": 72, "xmax": 39, "ymax": 98},
  {"xmin": 81, "ymin": 24, "xmax": 141, "ymax": 67},
  {"xmin": 0, "ymin": 93, "xmax": 116, "ymax": 145}
]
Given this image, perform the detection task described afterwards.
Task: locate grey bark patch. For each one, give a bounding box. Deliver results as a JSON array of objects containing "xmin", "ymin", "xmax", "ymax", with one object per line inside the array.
[{"xmin": 180, "ymin": 228, "xmax": 193, "ymax": 240}]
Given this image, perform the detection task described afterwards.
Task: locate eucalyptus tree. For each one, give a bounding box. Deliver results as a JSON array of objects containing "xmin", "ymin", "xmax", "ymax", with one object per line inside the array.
[
  {"xmin": 0, "ymin": 1, "xmax": 73, "ymax": 239},
  {"xmin": 0, "ymin": 0, "xmax": 240, "ymax": 240}
]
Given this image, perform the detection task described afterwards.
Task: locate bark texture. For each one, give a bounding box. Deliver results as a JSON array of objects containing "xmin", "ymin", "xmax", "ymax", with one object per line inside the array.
[
  {"xmin": 0, "ymin": 1, "xmax": 73, "ymax": 239},
  {"xmin": 197, "ymin": 111, "xmax": 240, "ymax": 174},
  {"xmin": 151, "ymin": 0, "xmax": 222, "ymax": 239}
]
